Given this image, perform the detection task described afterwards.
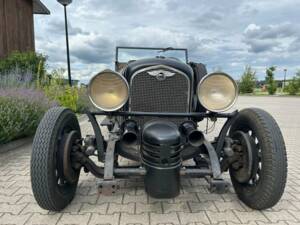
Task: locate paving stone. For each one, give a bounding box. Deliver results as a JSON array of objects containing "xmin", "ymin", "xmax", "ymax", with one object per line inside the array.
[
  {"xmin": 88, "ymin": 213, "xmax": 120, "ymax": 225},
  {"xmin": 13, "ymin": 181, "xmax": 31, "ymax": 188},
  {"xmin": 177, "ymin": 211, "xmax": 210, "ymax": 225},
  {"xmin": 0, "ymin": 181, "xmax": 15, "ymax": 188},
  {"xmin": 0, "ymin": 213, "xmax": 31, "ymax": 225},
  {"xmin": 14, "ymin": 187, "xmax": 33, "ymax": 196},
  {"xmin": 197, "ymin": 193, "xmax": 223, "ymax": 202},
  {"xmin": 80, "ymin": 203, "xmax": 108, "ymax": 214},
  {"xmin": 174, "ymin": 193, "xmax": 199, "ymax": 203},
  {"xmin": 59, "ymin": 203, "xmax": 83, "ymax": 213},
  {"xmin": 0, "ymin": 187, "xmax": 19, "ymax": 196},
  {"xmin": 108, "ymin": 203, "xmax": 135, "ymax": 214},
  {"xmin": 123, "ymin": 194, "xmax": 148, "ymax": 204},
  {"xmin": 268, "ymin": 200, "xmax": 299, "ymax": 211},
  {"xmin": 72, "ymin": 194, "xmax": 98, "ymax": 204},
  {"xmin": 263, "ymin": 210, "xmax": 298, "ymax": 222},
  {"xmin": 214, "ymin": 200, "xmax": 245, "ymax": 212},
  {"xmin": 256, "ymin": 221, "xmax": 289, "ymax": 225},
  {"xmin": 77, "ymin": 186, "xmax": 91, "ymax": 196},
  {"xmin": 162, "ymin": 202, "xmax": 190, "ymax": 213},
  {"xmin": 182, "ymin": 186, "xmax": 208, "ymax": 194},
  {"xmin": 16, "ymin": 195, "xmax": 36, "ymax": 204},
  {"xmin": 0, "ymin": 195, "xmax": 22, "ymax": 203},
  {"xmin": 25, "ymin": 213, "xmax": 62, "ymax": 225},
  {"xmin": 120, "ymin": 212, "xmax": 149, "ymax": 225},
  {"xmin": 9, "ymin": 175, "xmax": 30, "ymax": 182},
  {"xmin": 220, "ymin": 193, "xmax": 239, "ymax": 202},
  {"xmin": 0, "ymin": 176, "xmax": 14, "ymax": 182},
  {"xmin": 233, "ymin": 210, "xmax": 269, "ymax": 223},
  {"xmin": 148, "ymin": 197, "xmax": 174, "ymax": 204},
  {"xmin": 285, "ymin": 210, "xmax": 300, "ymax": 221},
  {"xmin": 135, "ymin": 203, "xmax": 163, "ymax": 214},
  {"xmin": 57, "ymin": 213, "xmax": 91, "ymax": 225},
  {"xmin": 188, "ymin": 201, "xmax": 218, "ymax": 212},
  {"xmin": 97, "ymin": 194, "xmax": 124, "ymax": 204},
  {"xmin": 150, "ymin": 212, "xmax": 179, "ymax": 225},
  {"xmin": 206, "ymin": 211, "xmax": 240, "ymax": 224},
  {"xmin": 21, "ymin": 203, "xmax": 50, "ymax": 215},
  {"xmin": 0, "ymin": 203, "xmax": 27, "ymax": 215}
]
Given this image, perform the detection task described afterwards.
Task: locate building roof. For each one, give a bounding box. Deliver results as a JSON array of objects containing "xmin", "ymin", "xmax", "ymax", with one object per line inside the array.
[{"xmin": 33, "ymin": 0, "xmax": 50, "ymax": 15}]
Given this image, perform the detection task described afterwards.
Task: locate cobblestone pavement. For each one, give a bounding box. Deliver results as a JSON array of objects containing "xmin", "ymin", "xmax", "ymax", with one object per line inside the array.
[{"xmin": 0, "ymin": 96, "xmax": 300, "ymax": 225}]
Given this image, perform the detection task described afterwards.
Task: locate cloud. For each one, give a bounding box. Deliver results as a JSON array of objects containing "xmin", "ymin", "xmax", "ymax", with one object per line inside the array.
[
  {"xmin": 34, "ymin": 0, "xmax": 300, "ymax": 82},
  {"xmin": 243, "ymin": 23, "xmax": 299, "ymax": 53},
  {"xmin": 46, "ymin": 20, "xmax": 89, "ymax": 36},
  {"xmin": 244, "ymin": 23, "xmax": 297, "ymax": 39}
]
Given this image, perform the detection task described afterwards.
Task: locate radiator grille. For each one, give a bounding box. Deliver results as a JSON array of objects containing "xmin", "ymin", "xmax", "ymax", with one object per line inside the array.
[{"xmin": 129, "ymin": 67, "xmax": 190, "ymax": 126}]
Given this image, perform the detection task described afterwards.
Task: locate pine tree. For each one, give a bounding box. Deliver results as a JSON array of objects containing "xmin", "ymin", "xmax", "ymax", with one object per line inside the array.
[
  {"xmin": 239, "ymin": 66, "xmax": 257, "ymax": 94},
  {"xmin": 265, "ymin": 66, "xmax": 277, "ymax": 95}
]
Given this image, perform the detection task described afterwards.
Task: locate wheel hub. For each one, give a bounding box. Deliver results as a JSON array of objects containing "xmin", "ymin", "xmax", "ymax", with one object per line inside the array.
[
  {"xmin": 230, "ymin": 131, "xmax": 258, "ymax": 183},
  {"xmin": 58, "ymin": 130, "xmax": 82, "ymax": 183}
]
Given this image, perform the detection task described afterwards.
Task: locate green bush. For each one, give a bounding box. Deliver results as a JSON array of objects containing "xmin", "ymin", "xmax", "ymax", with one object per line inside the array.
[
  {"xmin": 284, "ymin": 71, "xmax": 300, "ymax": 95},
  {"xmin": 239, "ymin": 66, "xmax": 257, "ymax": 94},
  {"xmin": 265, "ymin": 66, "xmax": 277, "ymax": 95},
  {"xmin": 0, "ymin": 88, "xmax": 56, "ymax": 144},
  {"xmin": 285, "ymin": 78, "xmax": 299, "ymax": 95},
  {"xmin": 77, "ymin": 86, "xmax": 91, "ymax": 113},
  {"xmin": 44, "ymin": 69, "xmax": 90, "ymax": 113},
  {"xmin": 0, "ymin": 51, "xmax": 47, "ymax": 82}
]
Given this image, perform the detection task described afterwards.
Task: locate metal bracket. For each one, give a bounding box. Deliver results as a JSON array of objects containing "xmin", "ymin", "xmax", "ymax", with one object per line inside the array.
[
  {"xmin": 97, "ymin": 124, "xmax": 120, "ymax": 195},
  {"xmin": 86, "ymin": 111, "xmax": 105, "ymax": 162},
  {"xmin": 98, "ymin": 180, "xmax": 119, "ymax": 195},
  {"xmin": 203, "ymin": 140, "xmax": 229, "ymax": 194},
  {"xmin": 215, "ymin": 111, "xmax": 238, "ymax": 157},
  {"xmin": 209, "ymin": 178, "xmax": 229, "ymax": 194},
  {"xmin": 203, "ymin": 140, "xmax": 221, "ymax": 179},
  {"xmin": 103, "ymin": 138, "xmax": 117, "ymax": 180}
]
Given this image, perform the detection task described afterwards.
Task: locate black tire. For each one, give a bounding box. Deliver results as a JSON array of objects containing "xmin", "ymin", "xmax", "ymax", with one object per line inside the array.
[
  {"xmin": 229, "ymin": 108, "xmax": 287, "ymax": 210},
  {"xmin": 31, "ymin": 107, "xmax": 81, "ymax": 211}
]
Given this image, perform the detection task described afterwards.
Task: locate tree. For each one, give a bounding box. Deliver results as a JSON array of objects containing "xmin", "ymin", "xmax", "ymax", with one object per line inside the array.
[
  {"xmin": 239, "ymin": 66, "xmax": 257, "ymax": 94},
  {"xmin": 265, "ymin": 66, "xmax": 277, "ymax": 95},
  {"xmin": 285, "ymin": 70, "xmax": 300, "ymax": 95}
]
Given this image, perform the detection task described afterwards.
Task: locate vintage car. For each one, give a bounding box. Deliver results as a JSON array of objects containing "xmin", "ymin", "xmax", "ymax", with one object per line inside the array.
[{"xmin": 31, "ymin": 46, "xmax": 287, "ymax": 211}]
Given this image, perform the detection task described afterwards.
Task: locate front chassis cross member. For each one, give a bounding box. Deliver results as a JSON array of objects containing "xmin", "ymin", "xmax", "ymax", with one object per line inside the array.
[{"xmin": 77, "ymin": 110, "xmax": 238, "ymax": 194}]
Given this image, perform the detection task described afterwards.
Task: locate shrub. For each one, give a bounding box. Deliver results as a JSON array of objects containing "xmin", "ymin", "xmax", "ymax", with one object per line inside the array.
[
  {"xmin": 0, "ymin": 51, "xmax": 47, "ymax": 83},
  {"xmin": 284, "ymin": 70, "xmax": 300, "ymax": 95},
  {"xmin": 77, "ymin": 86, "xmax": 91, "ymax": 113},
  {"xmin": 239, "ymin": 66, "xmax": 257, "ymax": 94},
  {"xmin": 285, "ymin": 78, "xmax": 299, "ymax": 95},
  {"xmin": 44, "ymin": 70, "xmax": 91, "ymax": 113},
  {"xmin": 0, "ymin": 68, "xmax": 34, "ymax": 89},
  {"xmin": 0, "ymin": 88, "xmax": 56, "ymax": 144},
  {"xmin": 265, "ymin": 66, "xmax": 277, "ymax": 95}
]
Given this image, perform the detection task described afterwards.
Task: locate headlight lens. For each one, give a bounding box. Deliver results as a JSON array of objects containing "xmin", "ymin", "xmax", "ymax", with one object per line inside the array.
[
  {"xmin": 88, "ymin": 70, "xmax": 129, "ymax": 111},
  {"xmin": 197, "ymin": 72, "xmax": 238, "ymax": 112}
]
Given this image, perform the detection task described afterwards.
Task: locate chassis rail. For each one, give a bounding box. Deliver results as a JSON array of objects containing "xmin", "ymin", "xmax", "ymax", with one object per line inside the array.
[{"xmin": 90, "ymin": 110, "xmax": 237, "ymax": 119}]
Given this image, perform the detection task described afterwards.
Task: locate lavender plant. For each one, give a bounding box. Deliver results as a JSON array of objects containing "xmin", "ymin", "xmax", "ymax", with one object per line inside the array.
[{"xmin": 0, "ymin": 87, "xmax": 57, "ymax": 144}]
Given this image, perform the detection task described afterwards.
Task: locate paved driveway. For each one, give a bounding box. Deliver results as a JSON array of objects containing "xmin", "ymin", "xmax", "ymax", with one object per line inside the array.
[{"xmin": 0, "ymin": 96, "xmax": 300, "ymax": 225}]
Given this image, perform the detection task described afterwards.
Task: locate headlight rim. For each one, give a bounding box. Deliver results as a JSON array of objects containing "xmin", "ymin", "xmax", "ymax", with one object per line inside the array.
[
  {"xmin": 88, "ymin": 69, "xmax": 129, "ymax": 112},
  {"xmin": 197, "ymin": 72, "xmax": 238, "ymax": 112}
]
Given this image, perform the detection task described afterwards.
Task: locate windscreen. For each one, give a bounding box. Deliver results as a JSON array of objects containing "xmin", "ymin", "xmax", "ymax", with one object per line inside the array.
[{"xmin": 116, "ymin": 47, "xmax": 188, "ymax": 64}]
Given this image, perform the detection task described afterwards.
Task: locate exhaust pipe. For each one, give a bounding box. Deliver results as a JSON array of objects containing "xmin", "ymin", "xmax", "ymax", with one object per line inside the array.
[
  {"xmin": 122, "ymin": 120, "xmax": 138, "ymax": 144},
  {"xmin": 180, "ymin": 121, "xmax": 204, "ymax": 147}
]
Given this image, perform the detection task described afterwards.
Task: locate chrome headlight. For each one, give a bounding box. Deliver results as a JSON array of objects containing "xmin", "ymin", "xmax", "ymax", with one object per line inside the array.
[
  {"xmin": 197, "ymin": 72, "xmax": 238, "ymax": 112},
  {"xmin": 88, "ymin": 69, "xmax": 129, "ymax": 111}
]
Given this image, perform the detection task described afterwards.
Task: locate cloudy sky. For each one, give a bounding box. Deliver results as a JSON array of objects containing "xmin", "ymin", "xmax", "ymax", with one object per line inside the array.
[{"xmin": 34, "ymin": 0, "xmax": 300, "ymax": 83}]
